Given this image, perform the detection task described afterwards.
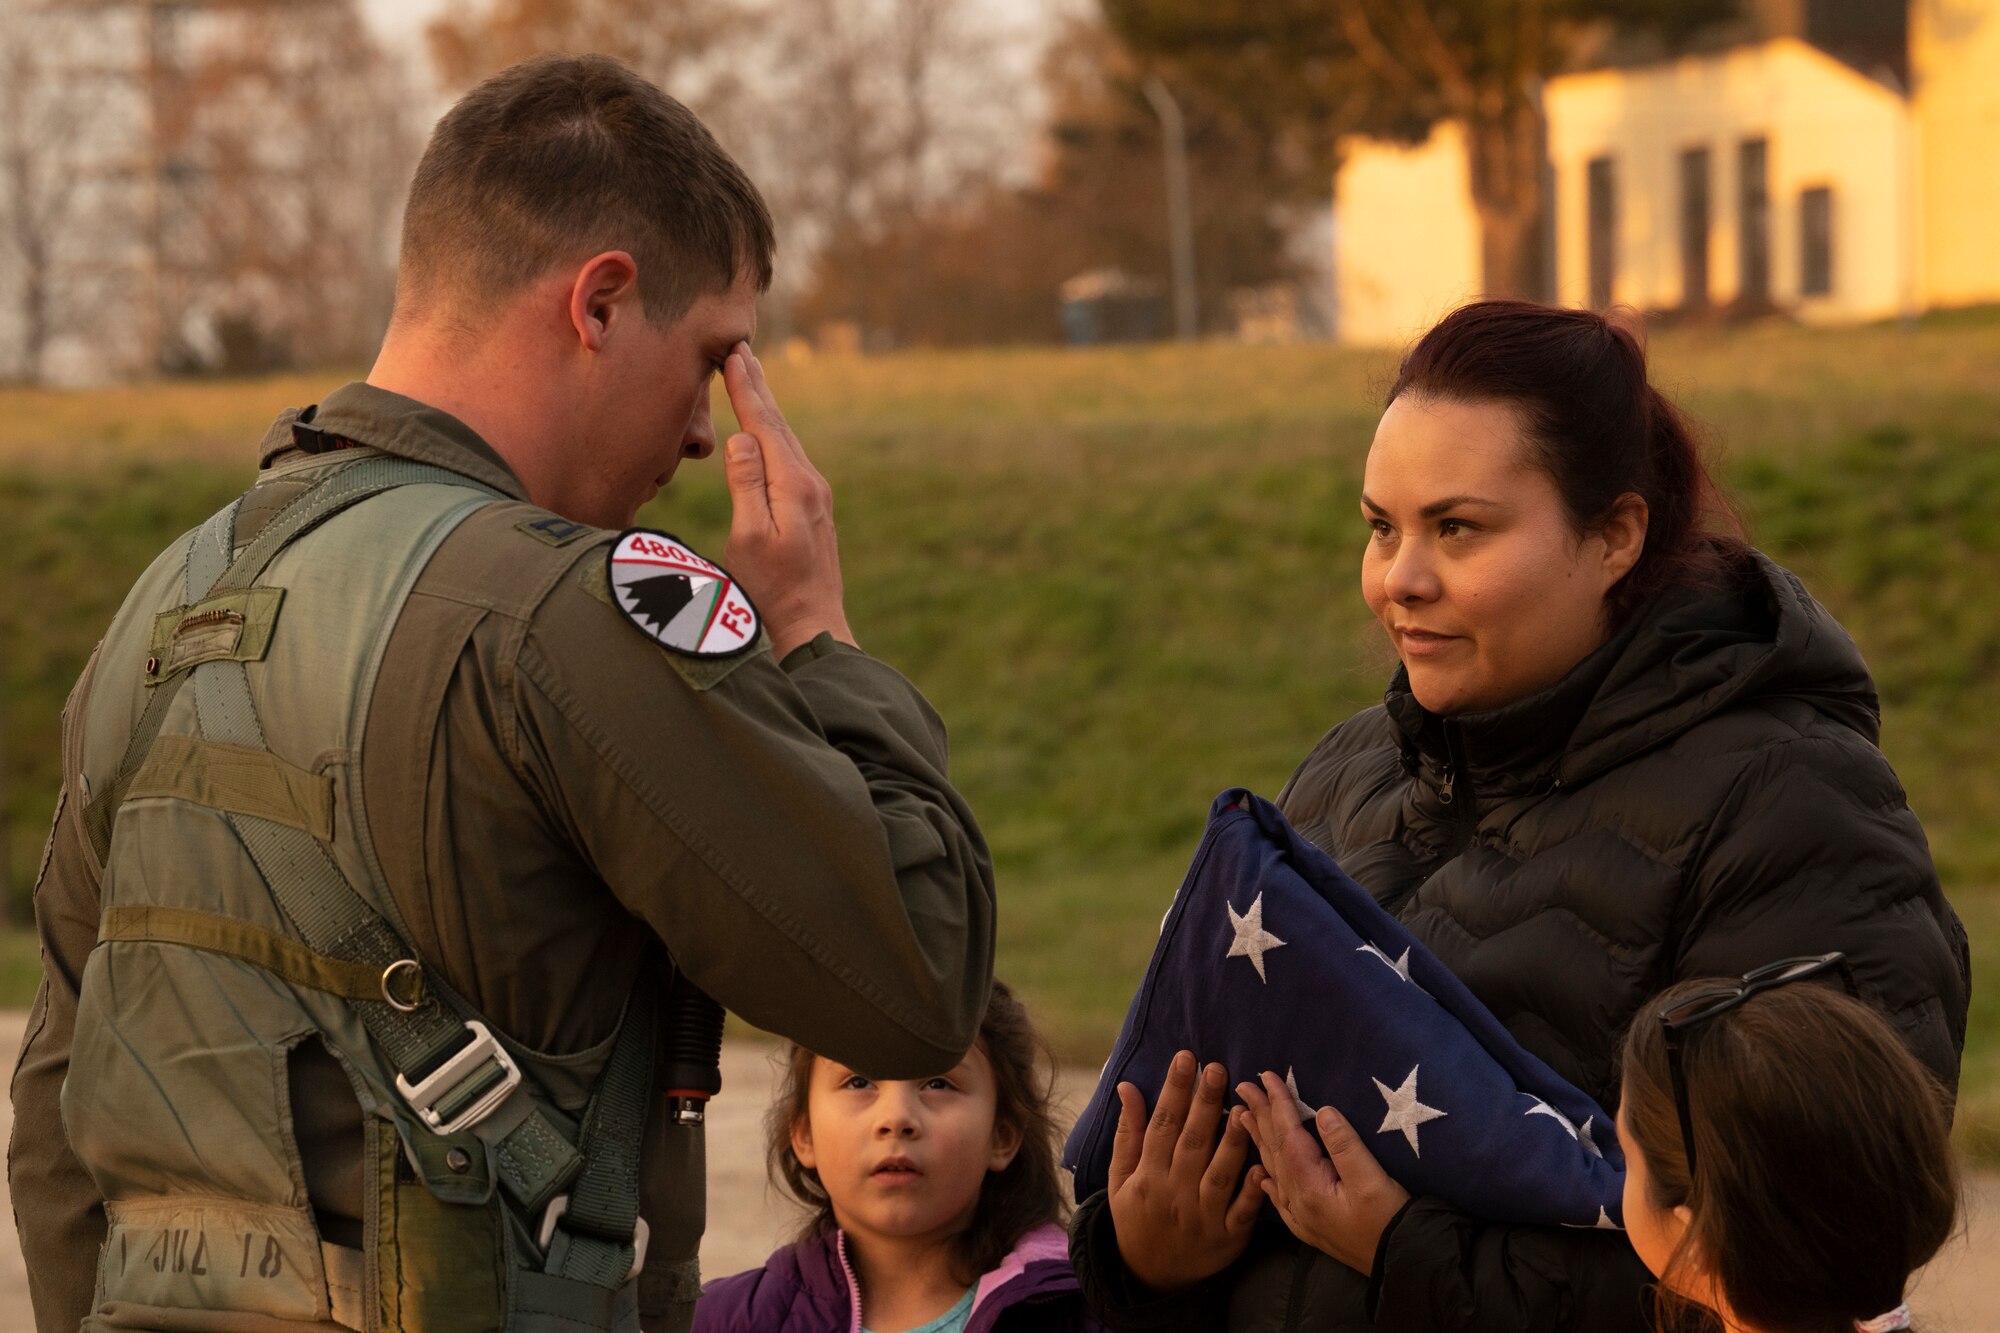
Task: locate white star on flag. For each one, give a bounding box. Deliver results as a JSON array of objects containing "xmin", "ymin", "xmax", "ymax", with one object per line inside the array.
[
  {"xmin": 1225, "ymin": 893, "xmax": 1287, "ymax": 983},
  {"xmin": 1283, "ymin": 1067, "xmax": 1315, "ymax": 1121},
  {"xmin": 1524, "ymin": 1097, "xmax": 1579, "ymax": 1138},
  {"xmin": 1524, "ymin": 1100, "xmax": 1607, "ymax": 1159},
  {"xmin": 1356, "ymin": 941, "xmax": 1414, "ymax": 982},
  {"xmin": 1373, "ymin": 1065, "xmax": 1448, "ymax": 1157},
  {"xmin": 1528, "ymin": 1096, "xmax": 1608, "ymax": 1160},
  {"xmin": 1564, "ymin": 1207, "xmax": 1624, "ymax": 1231}
]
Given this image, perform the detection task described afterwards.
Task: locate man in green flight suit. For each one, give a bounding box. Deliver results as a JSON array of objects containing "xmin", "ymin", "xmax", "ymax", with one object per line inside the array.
[{"xmin": 8, "ymin": 54, "xmax": 995, "ymax": 1333}]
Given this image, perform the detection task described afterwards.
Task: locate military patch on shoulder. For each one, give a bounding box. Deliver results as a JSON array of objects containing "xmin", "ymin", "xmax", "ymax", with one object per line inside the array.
[
  {"xmin": 517, "ymin": 515, "xmax": 592, "ymax": 547},
  {"xmin": 608, "ymin": 529, "xmax": 761, "ymax": 659}
]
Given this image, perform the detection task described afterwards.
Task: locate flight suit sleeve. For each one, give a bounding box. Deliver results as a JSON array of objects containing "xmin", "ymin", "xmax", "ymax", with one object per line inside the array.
[
  {"xmin": 508, "ymin": 561, "xmax": 996, "ymax": 1078},
  {"xmin": 9, "ymin": 654, "xmax": 109, "ymax": 1333}
]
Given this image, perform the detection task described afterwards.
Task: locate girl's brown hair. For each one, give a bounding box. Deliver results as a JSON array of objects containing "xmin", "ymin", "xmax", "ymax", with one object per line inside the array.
[
  {"xmin": 765, "ymin": 979, "xmax": 1067, "ymax": 1282},
  {"xmin": 1620, "ymin": 978, "xmax": 1960, "ymax": 1333},
  {"xmin": 1389, "ymin": 300, "xmax": 1751, "ymax": 626}
]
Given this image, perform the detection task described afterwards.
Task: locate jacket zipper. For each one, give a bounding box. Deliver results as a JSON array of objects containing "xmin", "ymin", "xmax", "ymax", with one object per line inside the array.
[
  {"xmin": 836, "ymin": 1230, "xmax": 864, "ymax": 1333},
  {"xmin": 1440, "ymin": 720, "xmax": 1477, "ymax": 853}
]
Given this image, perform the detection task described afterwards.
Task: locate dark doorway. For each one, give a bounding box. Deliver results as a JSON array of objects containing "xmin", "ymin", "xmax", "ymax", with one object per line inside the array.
[
  {"xmin": 1587, "ymin": 156, "xmax": 1616, "ymax": 310},
  {"xmin": 1680, "ymin": 147, "xmax": 1712, "ymax": 310},
  {"xmin": 1800, "ymin": 186, "xmax": 1835, "ymax": 297},
  {"xmin": 1738, "ymin": 138, "xmax": 1771, "ymax": 308}
]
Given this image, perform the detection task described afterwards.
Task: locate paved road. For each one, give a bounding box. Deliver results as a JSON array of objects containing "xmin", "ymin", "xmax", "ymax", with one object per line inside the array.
[{"xmin": 2, "ymin": 1015, "xmax": 1995, "ymax": 1328}]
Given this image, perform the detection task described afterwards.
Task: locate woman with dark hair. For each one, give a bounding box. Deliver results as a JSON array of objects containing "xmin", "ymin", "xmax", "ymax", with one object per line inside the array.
[{"xmin": 1068, "ymin": 301, "xmax": 1971, "ymax": 1333}]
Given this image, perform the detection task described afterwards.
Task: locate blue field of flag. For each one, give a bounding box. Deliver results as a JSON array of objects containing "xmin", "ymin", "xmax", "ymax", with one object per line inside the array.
[{"xmin": 1062, "ymin": 789, "xmax": 1626, "ymax": 1231}]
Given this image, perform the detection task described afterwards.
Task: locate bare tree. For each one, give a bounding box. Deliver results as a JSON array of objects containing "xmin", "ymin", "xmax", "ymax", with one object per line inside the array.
[
  {"xmin": 151, "ymin": 0, "xmax": 415, "ymax": 370},
  {"xmin": 759, "ymin": 0, "xmax": 882, "ymax": 303},
  {"xmin": 427, "ymin": 0, "xmax": 751, "ymax": 137},
  {"xmin": 757, "ymin": 0, "xmax": 1026, "ymax": 340},
  {"xmin": 0, "ymin": 1, "xmax": 135, "ymax": 382},
  {"xmin": 422, "ymin": 0, "xmax": 1028, "ymax": 346},
  {"xmin": 0, "ymin": 0, "xmax": 414, "ymax": 379}
]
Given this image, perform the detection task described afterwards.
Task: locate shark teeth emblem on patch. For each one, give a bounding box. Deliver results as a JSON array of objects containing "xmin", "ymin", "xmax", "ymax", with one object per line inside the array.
[{"xmin": 609, "ymin": 529, "xmax": 760, "ymax": 658}]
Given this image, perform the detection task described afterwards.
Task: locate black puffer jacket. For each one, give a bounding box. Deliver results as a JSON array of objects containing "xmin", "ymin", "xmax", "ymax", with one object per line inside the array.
[{"xmin": 1073, "ymin": 553, "xmax": 1971, "ymax": 1333}]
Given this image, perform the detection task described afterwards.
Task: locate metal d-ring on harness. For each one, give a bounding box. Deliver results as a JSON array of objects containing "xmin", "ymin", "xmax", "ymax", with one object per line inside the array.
[
  {"xmin": 87, "ymin": 456, "xmax": 657, "ymax": 1296},
  {"xmin": 381, "ymin": 958, "xmax": 427, "ymax": 1012}
]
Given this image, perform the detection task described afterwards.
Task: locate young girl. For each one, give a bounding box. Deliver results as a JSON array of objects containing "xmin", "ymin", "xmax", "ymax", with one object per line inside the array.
[
  {"xmin": 695, "ymin": 980, "xmax": 1104, "ymax": 1333},
  {"xmin": 1618, "ymin": 959, "xmax": 1961, "ymax": 1333}
]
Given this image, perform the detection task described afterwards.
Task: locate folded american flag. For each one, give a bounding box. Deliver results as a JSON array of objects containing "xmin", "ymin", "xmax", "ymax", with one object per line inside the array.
[{"xmin": 1063, "ymin": 789, "xmax": 1625, "ymax": 1230}]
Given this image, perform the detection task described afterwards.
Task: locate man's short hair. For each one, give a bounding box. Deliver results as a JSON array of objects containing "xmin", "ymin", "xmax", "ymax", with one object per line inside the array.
[{"xmin": 397, "ymin": 54, "xmax": 775, "ymax": 326}]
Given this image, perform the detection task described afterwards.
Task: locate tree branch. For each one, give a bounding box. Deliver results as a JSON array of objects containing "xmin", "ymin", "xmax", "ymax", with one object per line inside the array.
[
  {"xmin": 1516, "ymin": 0, "xmax": 1549, "ymax": 101},
  {"xmin": 1379, "ymin": 0, "xmax": 1479, "ymax": 116},
  {"xmin": 1331, "ymin": 0, "xmax": 1424, "ymax": 100}
]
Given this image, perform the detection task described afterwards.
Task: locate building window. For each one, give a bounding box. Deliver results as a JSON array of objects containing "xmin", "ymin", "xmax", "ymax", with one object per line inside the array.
[
  {"xmin": 1680, "ymin": 147, "xmax": 1712, "ymax": 310},
  {"xmin": 1800, "ymin": 186, "xmax": 1834, "ymax": 297},
  {"xmin": 1587, "ymin": 156, "xmax": 1616, "ymax": 310},
  {"xmin": 1738, "ymin": 138, "xmax": 1771, "ymax": 307}
]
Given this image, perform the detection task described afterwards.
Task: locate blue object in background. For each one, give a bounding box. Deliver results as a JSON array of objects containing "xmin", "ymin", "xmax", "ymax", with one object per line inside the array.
[{"xmin": 1062, "ymin": 789, "xmax": 1626, "ymax": 1231}]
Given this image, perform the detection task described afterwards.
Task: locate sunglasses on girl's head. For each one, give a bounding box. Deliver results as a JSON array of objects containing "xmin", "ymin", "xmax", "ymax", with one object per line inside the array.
[{"xmin": 1658, "ymin": 952, "xmax": 1858, "ymax": 1178}]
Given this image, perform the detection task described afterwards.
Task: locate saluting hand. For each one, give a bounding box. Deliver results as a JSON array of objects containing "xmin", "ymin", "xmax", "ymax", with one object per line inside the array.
[
  {"xmin": 720, "ymin": 344, "xmax": 856, "ymax": 659},
  {"xmin": 1107, "ymin": 1050, "xmax": 1265, "ymax": 1295},
  {"xmin": 1238, "ymin": 1070, "xmax": 1410, "ymax": 1275}
]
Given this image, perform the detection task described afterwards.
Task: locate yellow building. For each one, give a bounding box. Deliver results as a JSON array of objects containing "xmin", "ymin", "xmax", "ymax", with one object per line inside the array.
[
  {"xmin": 1332, "ymin": 1, "xmax": 2000, "ymax": 344},
  {"xmin": 1914, "ymin": 0, "xmax": 2000, "ymax": 308},
  {"xmin": 1333, "ymin": 123, "xmax": 1483, "ymax": 347},
  {"xmin": 1545, "ymin": 38, "xmax": 1911, "ymax": 322}
]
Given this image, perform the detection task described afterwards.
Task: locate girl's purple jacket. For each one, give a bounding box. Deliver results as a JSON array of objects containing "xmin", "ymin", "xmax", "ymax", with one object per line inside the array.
[{"xmin": 692, "ymin": 1223, "xmax": 1105, "ymax": 1333}]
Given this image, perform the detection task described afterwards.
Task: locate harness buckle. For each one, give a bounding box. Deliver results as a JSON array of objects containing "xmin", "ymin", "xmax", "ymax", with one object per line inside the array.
[
  {"xmin": 394, "ymin": 1020, "xmax": 522, "ymax": 1136},
  {"xmin": 538, "ymin": 1195, "xmax": 648, "ymax": 1283}
]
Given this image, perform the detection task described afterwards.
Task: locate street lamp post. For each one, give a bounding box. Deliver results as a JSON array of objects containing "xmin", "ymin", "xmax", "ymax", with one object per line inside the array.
[{"xmin": 1142, "ymin": 74, "xmax": 1198, "ymax": 341}]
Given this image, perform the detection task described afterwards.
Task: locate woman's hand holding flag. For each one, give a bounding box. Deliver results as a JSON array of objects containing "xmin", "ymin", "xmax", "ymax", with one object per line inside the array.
[{"xmin": 1239, "ymin": 1070, "xmax": 1412, "ymax": 1274}]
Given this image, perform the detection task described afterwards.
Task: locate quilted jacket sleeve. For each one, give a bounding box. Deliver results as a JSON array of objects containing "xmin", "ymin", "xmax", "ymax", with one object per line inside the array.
[
  {"xmin": 1674, "ymin": 731, "xmax": 1969, "ymax": 1098},
  {"xmin": 1074, "ymin": 1187, "xmax": 1654, "ymax": 1333},
  {"xmin": 1368, "ymin": 1198, "xmax": 1653, "ymax": 1333}
]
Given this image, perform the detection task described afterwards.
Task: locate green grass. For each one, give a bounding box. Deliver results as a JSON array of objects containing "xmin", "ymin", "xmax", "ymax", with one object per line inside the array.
[
  {"xmin": 0, "ymin": 928, "xmax": 42, "ymax": 1011},
  {"xmin": 1955, "ymin": 889, "xmax": 2000, "ymax": 1161},
  {"xmin": 3, "ymin": 324, "xmax": 1999, "ymax": 1156}
]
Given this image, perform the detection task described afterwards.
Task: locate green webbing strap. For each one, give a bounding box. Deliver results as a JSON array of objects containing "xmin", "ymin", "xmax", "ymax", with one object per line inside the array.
[
  {"xmin": 218, "ymin": 799, "xmax": 589, "ymax": 1216},
  {"xmin": 97, "ymin": 458, "xmax": 593, "ymax": 1231},
  {"xmin": 84, "ymin": 459, "xmax": 477, "ymax": 864},
  {"xmin": 99, "ymin": 904, "xmax": 390, "ymax": 1003},
  {"xmin": 543, "ymin": 995, "xmax": 657, "ymax": 1286},
  {"xmin": 126, "ymin": 734, "xmax": 334, "ymax": 839}
]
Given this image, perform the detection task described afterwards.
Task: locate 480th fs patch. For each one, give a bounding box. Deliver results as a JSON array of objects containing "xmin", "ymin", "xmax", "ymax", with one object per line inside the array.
[{"xmin": 609, "ymin": 529, "xmax": 761, "ymax": 658}]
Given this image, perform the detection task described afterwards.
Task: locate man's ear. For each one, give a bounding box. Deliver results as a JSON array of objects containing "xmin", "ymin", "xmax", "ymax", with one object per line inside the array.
[
  {"xmin": 789, "ymin": 1115, "xmax": 818, "ymax": 1172},
  {"xmin": 568, "ymin": 250, "xmax": 641, "ymax": 353},
  {"xmin": 1597, "ymin": 491, "xmax": 1650, "ymax": 589},
  {"xmin": 986, "ymin": 1118, "xmax": 1023, "ymax": 1174}
]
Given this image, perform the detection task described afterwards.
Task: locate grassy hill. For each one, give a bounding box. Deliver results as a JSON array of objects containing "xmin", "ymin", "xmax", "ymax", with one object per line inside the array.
[{"xmin": 3, "ymin": 322, "xmax": 1997, "ymax": 1157}]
